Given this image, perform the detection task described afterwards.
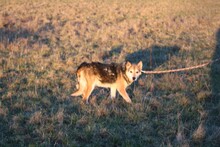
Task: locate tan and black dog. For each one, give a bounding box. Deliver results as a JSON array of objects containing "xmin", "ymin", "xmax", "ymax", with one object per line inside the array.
[{"xmin": 71, "ymin": 61, "xmax": 143, "ymax": 104}]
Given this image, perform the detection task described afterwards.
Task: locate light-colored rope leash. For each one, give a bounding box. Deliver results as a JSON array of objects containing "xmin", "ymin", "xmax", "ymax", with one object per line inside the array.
[{"xmin": 142, "ymin": 58, "xmax": 220, "ymax": 74}]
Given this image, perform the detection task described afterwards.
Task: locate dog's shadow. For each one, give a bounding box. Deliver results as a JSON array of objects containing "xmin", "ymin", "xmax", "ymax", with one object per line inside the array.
[
  {"xmin": 125, "ymin": 45, "xmax": 180, "ymax": 70},
  {"xmin": 102, "ymin": 45, "xmax": 180, "ymax": 70}
]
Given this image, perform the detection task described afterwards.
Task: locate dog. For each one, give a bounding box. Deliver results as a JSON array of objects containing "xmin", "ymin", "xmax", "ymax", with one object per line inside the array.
[{"xmin": 71, "ymin": 61, "xmax": 143, "ymax": 104}]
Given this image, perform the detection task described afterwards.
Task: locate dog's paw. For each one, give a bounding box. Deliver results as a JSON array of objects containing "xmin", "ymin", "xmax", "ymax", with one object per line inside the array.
[
  {"xmin": 126, "ymin": 99, "xmax": 132, "ymax": 104},
  {"xmin": 71, "ymin": 93, "xmax": 76, "ymax": 97}
]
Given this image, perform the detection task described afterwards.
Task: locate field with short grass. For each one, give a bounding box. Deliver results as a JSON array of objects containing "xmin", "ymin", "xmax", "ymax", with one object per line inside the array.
[{"xmin": 0, "ymin": 0, "xmax": 220, "ymax": 146}]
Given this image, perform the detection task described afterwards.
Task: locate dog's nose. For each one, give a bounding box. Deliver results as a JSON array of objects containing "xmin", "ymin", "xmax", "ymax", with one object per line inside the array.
[{"xmin": 132, "ymin": 77, "xmax": 136, "ymax": 81}]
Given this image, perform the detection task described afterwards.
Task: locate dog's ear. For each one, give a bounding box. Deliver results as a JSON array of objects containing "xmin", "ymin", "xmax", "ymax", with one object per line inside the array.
[
  {"xmin": 137, "ymin": 61, "xmax": 143, "ymax": 69},
  {"xmin": 125, "ymin": 61, "xmax": 132, "ymax": 69}
]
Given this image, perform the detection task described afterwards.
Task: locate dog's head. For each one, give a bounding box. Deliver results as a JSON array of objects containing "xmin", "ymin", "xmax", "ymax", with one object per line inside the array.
[{"xmin": 125, "ymin": 61, "xmax": 143, "ymax": 82}]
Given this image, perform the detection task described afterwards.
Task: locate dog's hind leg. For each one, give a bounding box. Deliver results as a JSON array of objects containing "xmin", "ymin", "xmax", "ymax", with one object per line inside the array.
[
  {"xmin": 71, "ymin": 73, "xmax": 86, "ymax": 97},
  {"xmin": 82, "ymin": 84, "xmax": 95, "ymax": 104},
  {"xmin": 71, "ymin": 89, "xmax": 82, "ymax": 97},
  {"xmin": 71, "ymin": 82, "xmax": 85, "ymax": 97}
]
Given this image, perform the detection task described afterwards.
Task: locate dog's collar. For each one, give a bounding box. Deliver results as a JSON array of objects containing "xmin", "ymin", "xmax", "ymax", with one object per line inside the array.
[{"xmin": 123, "ymin": 73, "xmax": 132, "ymax": 85}]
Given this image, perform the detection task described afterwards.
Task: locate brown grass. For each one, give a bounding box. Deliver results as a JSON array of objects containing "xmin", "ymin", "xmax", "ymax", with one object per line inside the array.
[{"xmin": 0, "ymin": 0, "xmax": 220, "ymax": 146}]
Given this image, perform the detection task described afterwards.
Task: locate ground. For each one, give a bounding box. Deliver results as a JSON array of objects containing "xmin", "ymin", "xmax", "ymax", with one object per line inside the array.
[{"xmin": 0, "ymin": 0, "xmax": 220, "ymax": 146}]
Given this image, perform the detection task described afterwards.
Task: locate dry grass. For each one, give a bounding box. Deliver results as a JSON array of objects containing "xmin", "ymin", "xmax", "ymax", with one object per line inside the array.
[{"xmin": 0, "ymin": 0, "xmax": 220, "ymax": 146}]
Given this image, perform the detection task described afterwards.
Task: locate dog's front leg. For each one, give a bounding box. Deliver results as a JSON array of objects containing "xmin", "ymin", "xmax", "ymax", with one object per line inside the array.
[
  {"xmin": 117, "ymin": 87, "xmax": 132, "ymax": 103},
  {"xmin": 110, "ymin": 87, "xmax": 116, "ymax": 99}
]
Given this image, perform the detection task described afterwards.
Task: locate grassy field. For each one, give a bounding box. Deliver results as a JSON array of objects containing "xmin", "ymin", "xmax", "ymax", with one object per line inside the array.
[{"xmin": 0, "ymin": 0, "xmax": 220, "ymax": 146}]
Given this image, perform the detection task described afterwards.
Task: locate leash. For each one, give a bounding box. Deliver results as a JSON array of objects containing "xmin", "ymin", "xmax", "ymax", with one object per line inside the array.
[{"xmin": 141, "ymin": 58, "xmax": 220, "ymax": 74}]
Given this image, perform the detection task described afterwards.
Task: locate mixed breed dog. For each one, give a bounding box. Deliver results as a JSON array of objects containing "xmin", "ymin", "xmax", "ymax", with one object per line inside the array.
[{"xmin": 71, "ymin": 61, "xmax": 143, "ymax": 104}]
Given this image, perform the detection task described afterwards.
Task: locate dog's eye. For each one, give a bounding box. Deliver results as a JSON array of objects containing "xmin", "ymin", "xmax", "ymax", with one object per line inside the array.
[
  {"xmin": 136, "ymin": 71, "xmax": 139, "ymax": 74},
  {"xmin": 130, "ymin": 71, "xmax": 133, "ymax": 73}
]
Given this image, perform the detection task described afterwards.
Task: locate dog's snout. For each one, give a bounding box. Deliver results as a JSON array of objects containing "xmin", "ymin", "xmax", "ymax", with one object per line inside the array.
[{"xmin": 132, "ymin": 77, "xmax": 136, "ymax": 81}]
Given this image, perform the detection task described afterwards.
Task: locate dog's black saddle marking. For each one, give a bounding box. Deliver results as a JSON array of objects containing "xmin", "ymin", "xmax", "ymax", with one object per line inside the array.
[{"xmin": 92, "ymin": 62, "xmax": 118, "ymax": 83}]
